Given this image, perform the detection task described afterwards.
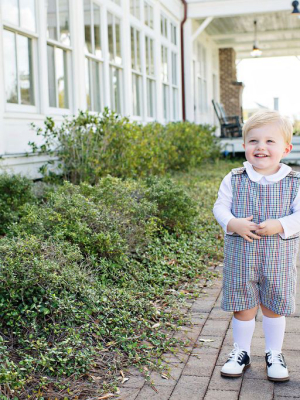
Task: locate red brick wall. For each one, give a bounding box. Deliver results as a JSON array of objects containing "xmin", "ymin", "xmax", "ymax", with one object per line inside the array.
[{"xmin": 219, "ymin": 48, "xmax": 244, "ymax": 118}]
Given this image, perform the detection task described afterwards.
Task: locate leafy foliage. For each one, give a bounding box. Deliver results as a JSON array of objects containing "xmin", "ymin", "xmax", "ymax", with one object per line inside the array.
[
  {"xmin": 29, "ymin": 109, "xmax": 220, "ymax": 184},
  {"xmin": 0, "ymin": 173, "xmax": 35, "ymax": 235}
]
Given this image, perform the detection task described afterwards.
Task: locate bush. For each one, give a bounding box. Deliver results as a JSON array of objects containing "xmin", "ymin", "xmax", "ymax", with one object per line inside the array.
[
  {"xmin": 0, "ymin": 173, "xmax": 35, "ymax": 235},
  {"xmin": 29, "ymin": 109, "xmax": 220, "ymax": 184},
  {"xmin": 0, "ymin": 235, "xmax": 181, "ymax": 395}
]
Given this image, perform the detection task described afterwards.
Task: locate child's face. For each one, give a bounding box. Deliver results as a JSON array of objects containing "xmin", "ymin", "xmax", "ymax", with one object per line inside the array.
[{"xmin": 242, "ymin": 123, "xmax": 292, "ymax": 175}]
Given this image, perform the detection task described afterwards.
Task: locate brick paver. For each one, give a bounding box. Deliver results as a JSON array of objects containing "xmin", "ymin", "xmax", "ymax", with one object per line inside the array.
[{"xmin": 116, "ymin": 253, "xmax": 300, "ymax": 400}]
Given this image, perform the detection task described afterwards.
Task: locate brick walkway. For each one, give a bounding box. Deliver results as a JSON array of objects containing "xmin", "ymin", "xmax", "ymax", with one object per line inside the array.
[{"xmin": 117, "ymin": 253, "xmax": 300, "ymax": 400}]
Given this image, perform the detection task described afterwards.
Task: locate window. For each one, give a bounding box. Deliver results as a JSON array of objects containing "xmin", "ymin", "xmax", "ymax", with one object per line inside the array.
[
  {"xmin": 131, "ymin": 27, "xmax": 142, "ymax": 116},
  {"xmin": 130, "ymin": 0, "xmax": 140, "ymax": 19},
  {"xmin": 145, "ymin": 36, "xmax": 155, "ymax": 118},
  {"xmin": 171, "ymin": 22, "xmax": 177, "ymax": 45},
  {"xmin": 144, "ymin": 1, "xmax": 153, "ymax": 29},
  {"xmin": 108, "ymin": 12, "xmax": 123, "ymax": 114},
  {"xmin": 2, "ymin": 0, "xmax": 36, "ymax": 108},
  {"xmin": 161, "ymin": 45, "xmax": 169, "ymax": 120},
  {"xmin": 171, "ymin": 52, "xmax": 178, "ymax": 120},
  {"xmin": 47, "ymin": 0, "xmax": 71, "ymax": 109},
  {"xmin": 84, "ymin": 0, "xmax": 103, "ymax": 112},
  {"xmin": 161, "ymin": 14, "xmax": 168, "ymax": 38},
  {"xmin": 197, "ymin": 43, "xmax": 208, "ymax": 114}
]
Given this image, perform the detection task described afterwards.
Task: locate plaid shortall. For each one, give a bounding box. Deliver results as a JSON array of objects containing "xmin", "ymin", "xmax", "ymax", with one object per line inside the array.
[{"xmin": 222, "ymin": 167, "xmax": 300, "ymax": 316}]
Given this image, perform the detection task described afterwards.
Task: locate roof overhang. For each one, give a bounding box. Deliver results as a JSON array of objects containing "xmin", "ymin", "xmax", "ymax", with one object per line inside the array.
[
  {"xmin": 187, "ymin": 0, "xmax": 292, "ymax": 19},
  {"xmin": 188, "ymin": 0, "xmax": 300, "ymax": 59}
]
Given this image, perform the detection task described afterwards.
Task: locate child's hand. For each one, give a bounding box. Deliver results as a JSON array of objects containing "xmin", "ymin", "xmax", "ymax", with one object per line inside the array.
[
  {"xmin": 227, "ymin": 215, "xmax": 261, "ymax": 243},
  {"xmin": 255, "ymin": 219, "xmax": 284, "ymax": 236}
]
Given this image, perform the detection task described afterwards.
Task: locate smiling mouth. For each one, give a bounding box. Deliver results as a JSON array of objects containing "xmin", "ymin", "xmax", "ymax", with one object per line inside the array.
[{"xmin": 255, "ymin": 154, "xmax": 269, "ymax": 158}]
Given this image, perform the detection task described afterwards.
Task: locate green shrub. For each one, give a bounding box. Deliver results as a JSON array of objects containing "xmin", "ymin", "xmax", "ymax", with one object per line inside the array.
[
  {"xmin": 0, "ymin": 173, "xmax": 35, "ymax": 235},
  {"xmin": 29, "ymin": 109, "xmax": 220, "ymax": 184},
  {"xmin": 143, "ymin": 175, "xmax": 198, "ymax": 231},
  {"xmin": 0, "ymin": 235, "xmax": 181, "ymax": 395}
]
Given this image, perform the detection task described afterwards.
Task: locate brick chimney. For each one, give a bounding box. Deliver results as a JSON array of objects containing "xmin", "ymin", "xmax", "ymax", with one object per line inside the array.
[{"xmin": 219, "ymin": 48, "xmax": 244, "ymax": 118}]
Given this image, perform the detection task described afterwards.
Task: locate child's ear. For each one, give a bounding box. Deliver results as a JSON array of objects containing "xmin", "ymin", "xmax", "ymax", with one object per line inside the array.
[
  {"xmin": 242, "ymin": 143, "xmax": 245, "ymax": 150},
  {"xmin": 283, "ymin": 143, "xmax": 293, "ymax": 157}
]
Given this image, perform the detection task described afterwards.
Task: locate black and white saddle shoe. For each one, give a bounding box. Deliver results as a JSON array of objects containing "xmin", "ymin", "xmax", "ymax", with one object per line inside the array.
[
  {"xmin": 265, "ymin": 350, "xmax": 289, "ymax": 382},
  {"xmin": 221, "ymin": 343, "xmax": 251, "ymax": 378}
]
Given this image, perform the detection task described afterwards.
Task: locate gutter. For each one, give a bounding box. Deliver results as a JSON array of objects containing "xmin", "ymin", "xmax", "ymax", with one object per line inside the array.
[{"xmin": 180, "ymin": 0, "xmax": 187, "ymax": 121}]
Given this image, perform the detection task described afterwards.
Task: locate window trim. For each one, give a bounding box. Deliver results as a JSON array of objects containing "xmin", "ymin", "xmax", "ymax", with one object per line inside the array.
[
  {"xmin": 3, "ymin": 26, "xmax": 38, "ymax": 113},
  {"xmin": 46, "ymin": 0, "xmax": 72, "ymax": 113}
]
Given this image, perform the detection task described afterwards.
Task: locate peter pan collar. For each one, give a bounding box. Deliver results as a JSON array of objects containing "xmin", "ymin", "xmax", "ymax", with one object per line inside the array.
[{"xmin": 243, "ymin": 161, "xmax": 292, "ymax": 182}]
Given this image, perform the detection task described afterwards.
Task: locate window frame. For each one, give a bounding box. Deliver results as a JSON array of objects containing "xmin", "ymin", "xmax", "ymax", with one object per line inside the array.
[
  {"xmin": 46, "ymin": 0, "xmax": 72, "ymax": 114},
  {"xmin": 2, "ymin": 3, "xmax": 39, "ymax": 113},
  {"xmin": 107, "ymin": 11, "xmax": 123, "ymax": 114},
  {"xmin": 84, "ymin": 0, "xmax": 104, "ymax": 112},
  {"xmin": 145, "ymin": 34, "xmax": 156, "ymax": 120},
  {"xmin": 197, "ymin": 42, "xmax": 208, "ymax": 114},
  {"xmin": 131, "ymin": 25, "xmax": 143, "ymax": 117}
]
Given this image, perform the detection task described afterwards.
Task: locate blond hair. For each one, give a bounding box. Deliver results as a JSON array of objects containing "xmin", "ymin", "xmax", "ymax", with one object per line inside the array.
[{"xmin": 242, "ymin": 110, "xmax": 293, "ymax": 144}]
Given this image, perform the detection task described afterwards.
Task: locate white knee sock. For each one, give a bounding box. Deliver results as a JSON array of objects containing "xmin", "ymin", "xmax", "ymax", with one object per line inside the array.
[
  {"xmin": 263, "ymin": 315, "xmax": 286, "ymax": 353},
  {"xmin": 232, "ymin": 316, "xmax": 255, "ymax": 354}
]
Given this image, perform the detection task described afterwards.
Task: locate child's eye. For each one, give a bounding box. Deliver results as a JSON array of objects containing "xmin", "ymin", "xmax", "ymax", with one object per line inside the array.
[
  {"xmin": 249, "ymin": 140, "xmax": 257, "ymax": 143},
  {"xmin": 267, "ymin": 140, "xmax": 274, "ymax": 143}
]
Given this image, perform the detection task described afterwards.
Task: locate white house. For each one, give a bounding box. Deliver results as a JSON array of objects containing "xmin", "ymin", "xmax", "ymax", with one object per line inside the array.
[{"xmin": 0, "ymin": 0, "xmax": 298, "ymax": 177}]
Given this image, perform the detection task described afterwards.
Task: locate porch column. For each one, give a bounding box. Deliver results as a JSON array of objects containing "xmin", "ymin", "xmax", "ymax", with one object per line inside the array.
[{"xmin": 219, "ymin": 48, "xmax": 244, "ymax": 118}]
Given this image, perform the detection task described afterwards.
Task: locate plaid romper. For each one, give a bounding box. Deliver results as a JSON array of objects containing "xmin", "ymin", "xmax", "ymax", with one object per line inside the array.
[{"xmin": 222, "ymin": 167, "xmax": 300, "ymax": 316}]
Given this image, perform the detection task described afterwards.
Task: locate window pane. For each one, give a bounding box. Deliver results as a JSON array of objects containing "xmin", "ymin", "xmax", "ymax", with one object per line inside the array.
[
  {"xmin": 59, "ymin": 0, "xmax": 70, "ymax": 45},
  {"xmin": 92, "ymin": 60, "xmax": 101, "ymax": 112},
  {"xmin": 47, "ymin": 0, "xmax": 57, "ymax": 40},
  {"xmin": 150, "ymin": 38, "xmax": 154, "ymax": 76},
  {"xmin": 3, "ymin": 30, "xmax": 18, "ymax": 104},
  {"xmin": 18, "ymin": 34, "xmax": 34, "ymax": 105},
  {"xmin": 110, "ymin": 66, "xmax": 121, "ymax": 114},
  {"xmin": 131, "ymin": 27, "xmax": 135, "ymax": 69},
  {"xmin": 145, "ymin": 37, "xmax": 149, "ymax": 75},
  {"xmin": 130, "ymin": 0, "xmax": 135, "ymax": 17},
  {"xmin": 93, "ymin": 3, "xmax": 101, "ymax": 57},
  {"xmin": 136, "ymin": 30, "xmax": 141, "ymax": 72},
  {"xmin": 20, "ymin": 0, "xmax": 36, "ymax": 31},
  {"xmin": 132, "ymin": 73, "xmax": 141, "ymax": 116},
  {"xmin": 47, "ymin": 45, "xmax": 56, "ymax": 107},
  {"xmin": 85, "ymin": 58, "xmax": 91, "ymax": 110},
  {"xmin": 163, "ymin": 84, "xmax": 168, "ymax": 119},
  {"xmin": 107, "ymin": 13, "xmax": 114, "ymax": 62},
  {"xmin": 2, "ymin": 0, "xmax": 19, "ymax": 26},
  {"xmin": 172, "ymin": 52, "xmax": 177, "ymax": 86},
  {"xmin": 161, "ymin": 46, "xmax": 168, "ymax": 82},
  {"xmin": 84, "ymin": 0, "xmax": 92, "ymax": 53},
  {"xmin": 173, "ymin": 87, "xmax": 178, "ymax": 120},
  {"xmin": 147, "ymin": 78, "xmax": 155, "ymax": 118},
  {"xmin": 135, "ymin": 0, "xmax": 140, "ymax": 19},
  {"xmin": 149, "ymin": 5, "xmax": 153, "ymax": 28},
  {"xmin": 115, "ymin": 17, "xmax": 122, "ymax": 65},
  {"xmin": 56, "ymin": 47, "xmax": 68, "ymax": 108}
]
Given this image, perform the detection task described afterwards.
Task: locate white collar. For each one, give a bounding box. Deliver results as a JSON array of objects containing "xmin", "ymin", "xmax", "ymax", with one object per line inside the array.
[{"xmin": 243, "ymin": 161, "xmax": 292, "ymax": 182}]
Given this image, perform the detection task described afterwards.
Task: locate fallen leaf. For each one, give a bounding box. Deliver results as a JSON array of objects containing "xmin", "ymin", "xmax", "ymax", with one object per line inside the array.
[
  {"xmin": 161, "ymin": 374, "xmax": 169, "ymax": 379},
  {"xmin": 199, "ymin": 338, "xmax": 215, "ymax": 342},
  {"xmin": 152, "ymin": 323, "xmax": 160, "ymax": 329},
  {"xmin": 98, "ymin": 394, "xmax": 115, "ymax": 399},
  {"xmin": 122, "ymin": 377, "xmax": 129, "ymax": 383}
]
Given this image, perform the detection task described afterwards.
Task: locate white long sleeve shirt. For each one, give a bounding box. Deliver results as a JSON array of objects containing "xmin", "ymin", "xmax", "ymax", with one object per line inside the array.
[{"xmin": 213, "ymin": 161, "xmax": 300, "ymax": 239}]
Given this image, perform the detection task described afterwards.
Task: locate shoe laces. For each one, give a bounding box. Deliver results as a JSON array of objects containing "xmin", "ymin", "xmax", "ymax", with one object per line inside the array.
[
  {"xmin": 228, "ymin": 342, "xmax": 245, "ymax": 363},
  {"xmin": 267, "ymin": 350, "xmax": 284, "ymax": 365}
]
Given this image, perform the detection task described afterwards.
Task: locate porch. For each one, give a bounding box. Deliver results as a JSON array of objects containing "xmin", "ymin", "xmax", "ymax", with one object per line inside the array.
[{"xmin": 186, "ymin": 0, "xmax": 300, "ymax": 161}]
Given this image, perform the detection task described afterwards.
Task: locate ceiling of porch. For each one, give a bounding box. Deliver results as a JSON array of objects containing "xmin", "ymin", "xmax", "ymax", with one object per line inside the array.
[{"xmin": 189, "ymin": 0, "xmax": 300, "ymax": 59}]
